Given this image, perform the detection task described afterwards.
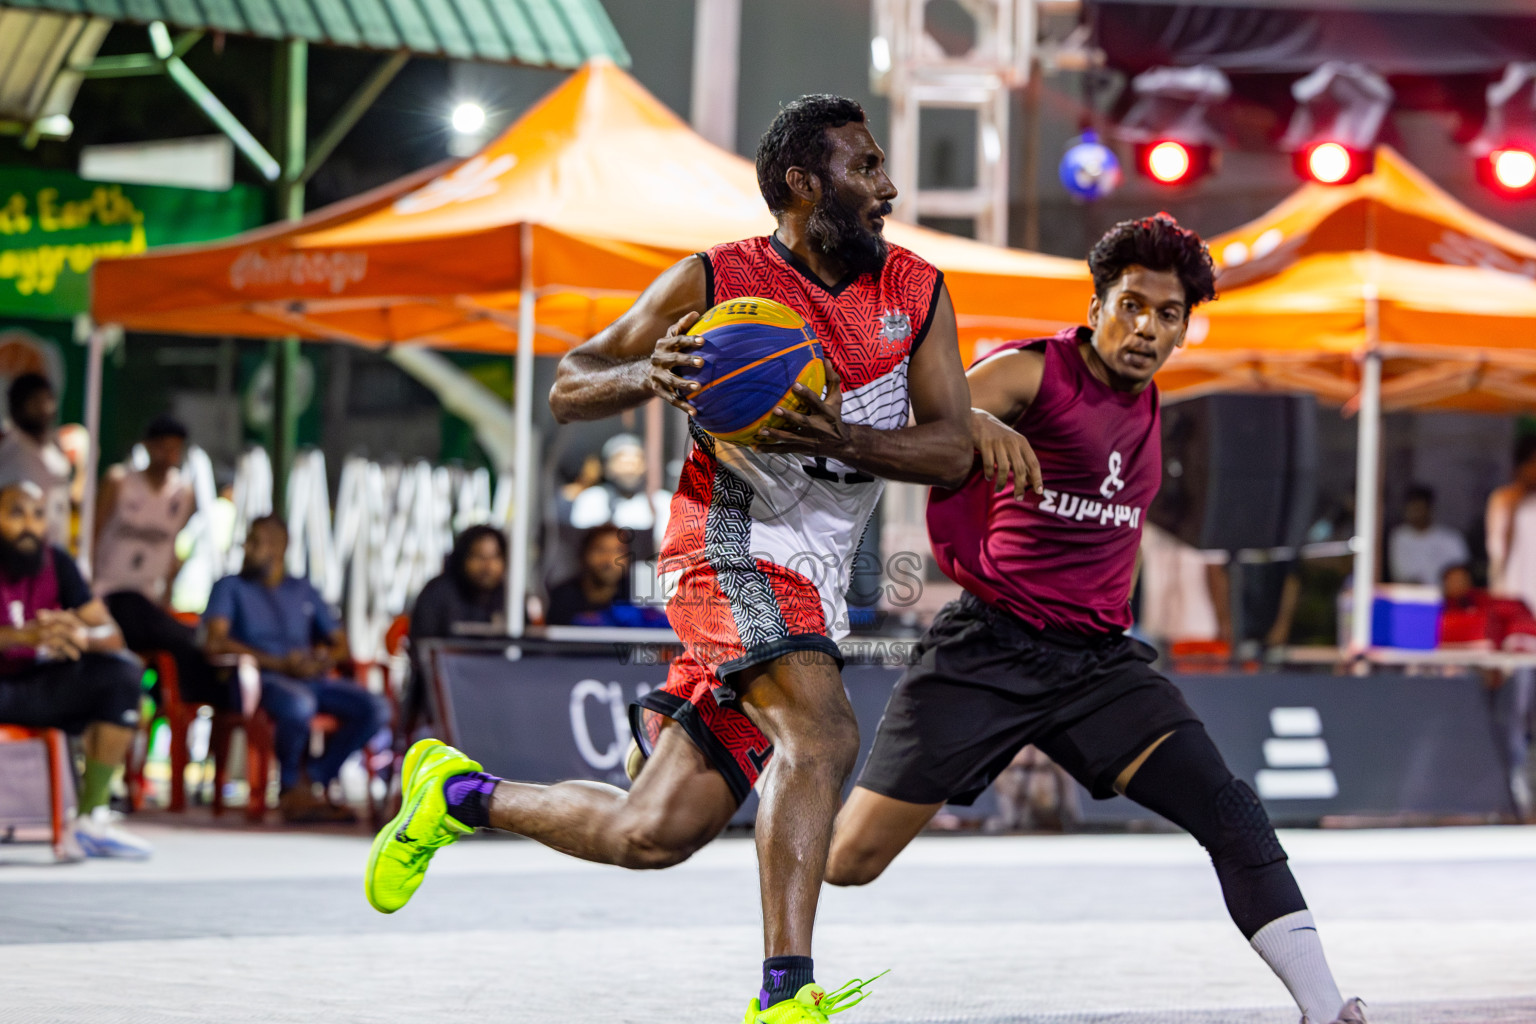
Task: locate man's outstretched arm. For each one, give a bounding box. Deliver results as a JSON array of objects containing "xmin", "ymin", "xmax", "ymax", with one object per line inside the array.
[
  {"xmin": 966, "ymin": 346, "xmax": 1047, "ymax": 499},
  {"xmin": 548, "ymin": 256, "xmax": 710, "ymax": 423}
]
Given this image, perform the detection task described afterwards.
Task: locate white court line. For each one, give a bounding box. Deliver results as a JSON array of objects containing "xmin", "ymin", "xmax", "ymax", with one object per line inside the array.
[{"xmin": 2, "ymin": 825, "xmax": 1534, "ymax": 886}]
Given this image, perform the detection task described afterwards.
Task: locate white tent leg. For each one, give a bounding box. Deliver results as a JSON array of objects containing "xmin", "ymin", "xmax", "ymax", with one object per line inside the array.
[
  {"xmin": 690, "ymin": 0, "xmax": 740, "ymax": 150},
  {"xmin": 509, "ymin": 221, "xmax": 536, "ymax": 638},
  {"xmin": 76, "ymin": 325, "xmax": 107, "ymax": 577},
  {"xmin": 1349, "ymin": 349, "xmax": 1383, "ymax": 654}
]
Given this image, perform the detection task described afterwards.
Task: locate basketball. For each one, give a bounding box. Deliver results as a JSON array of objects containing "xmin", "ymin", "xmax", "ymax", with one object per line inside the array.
[{"xmin": 681, "ymin": 297, "xmax": 827, "ymax": 446}]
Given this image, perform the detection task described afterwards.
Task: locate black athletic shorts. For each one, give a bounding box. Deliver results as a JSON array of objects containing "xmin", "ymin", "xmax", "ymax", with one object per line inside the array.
[
  {"xmin": 0, "ymin": 653, "xmax": 143, "ymax": 734},
  {"xmin": 858, "ymin": 592, "xmax": 1200, "ymax": 804}
]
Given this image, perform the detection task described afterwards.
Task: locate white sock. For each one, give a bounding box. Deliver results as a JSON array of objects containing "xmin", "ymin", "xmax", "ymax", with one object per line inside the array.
[{"xmin": 1248, "ymin": 909, "xmax": 1344, "ymax": 1022}]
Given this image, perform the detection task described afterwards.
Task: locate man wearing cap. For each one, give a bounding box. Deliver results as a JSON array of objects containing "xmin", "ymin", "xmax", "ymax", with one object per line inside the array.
[
  {"xmin": 569, "ymin": 433, "xmax": 671, "ymax": 558},
  {"xmin": 0, "ymin": 475, "xmax": 153, "ymax": 858}
]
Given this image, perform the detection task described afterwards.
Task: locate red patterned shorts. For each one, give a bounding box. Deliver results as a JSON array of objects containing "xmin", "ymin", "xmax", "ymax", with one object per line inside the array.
[{"xmin": 629, "ymin": 559, "xmax": 843, "ymax": 802}]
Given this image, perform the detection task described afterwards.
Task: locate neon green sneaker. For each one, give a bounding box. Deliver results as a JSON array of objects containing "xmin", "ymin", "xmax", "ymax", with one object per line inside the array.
[
  {"xmin": 364, "ymin": 738, "xmax": 483, "ymax": 914},
  {"xmin": 743, "ymin": 973, "xmax": 887, "ymax": 1023}
]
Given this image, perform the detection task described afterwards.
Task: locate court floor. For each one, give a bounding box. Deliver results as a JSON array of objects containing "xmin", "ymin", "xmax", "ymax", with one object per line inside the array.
[{"xmin": 2, "ymin": 822, "xmax": 1534, "ymax": 1023}]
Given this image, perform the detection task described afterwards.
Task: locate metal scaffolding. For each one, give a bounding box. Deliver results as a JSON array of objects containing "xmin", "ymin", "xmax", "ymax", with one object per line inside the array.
[{"xmin": 869, "ymin": 0, "xmax": 1091, "ymax": 246}]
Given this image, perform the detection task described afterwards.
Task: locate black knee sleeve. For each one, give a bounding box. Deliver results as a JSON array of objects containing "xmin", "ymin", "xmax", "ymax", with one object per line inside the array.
[
  {"xmin": 1212, "ymin": 777, "xmax": 1287, "ymax": 867},
  {"xmin": 1124, "ymin": 723, "xmax": 1306, "ymax": 938}
]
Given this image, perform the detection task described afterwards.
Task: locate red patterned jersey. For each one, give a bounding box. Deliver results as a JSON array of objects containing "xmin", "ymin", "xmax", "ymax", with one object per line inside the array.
[{"xmin": 660, "ymin": 235, "xmax": 944, "ymax": 639}]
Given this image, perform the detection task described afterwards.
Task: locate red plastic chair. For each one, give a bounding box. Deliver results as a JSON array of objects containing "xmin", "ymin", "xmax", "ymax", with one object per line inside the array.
[
  {"xmin": 242, "ymin": 657, "xmax": 386, "ymax": 825},
  {"xmin": 241, "ymin": 703, "xmax": 349, "ymax": 825},
  {"xmin": 357, "ymin": 613, "xmax": 411, "ymax": 823},
  {"xmin": 338, "ymin": 616, "xmax": 410, "ymax": 827},
  {"xmin": 1167, "ymin": 638, "xmax": 1235, "ymax": 674},
  {"xmin": 126, "ymin": 614, "xmax": 382, "ymax": 824},
  {"xmin": 0, "ymin": 725, "xmax": 73, "ymax": 861},
  {"xmin": 125, "ymin": 640, "xmax": 272, "ymax": 816}
]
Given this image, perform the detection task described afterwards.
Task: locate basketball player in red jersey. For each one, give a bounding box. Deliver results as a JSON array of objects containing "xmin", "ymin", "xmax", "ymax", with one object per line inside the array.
[
  {"xmin": 364, "ymin": 96, "xmax": 971, "ymax": 1022},
  {"xmin": 825, "ymin": 215, "xmax": 1366, "ymax": 1024}
]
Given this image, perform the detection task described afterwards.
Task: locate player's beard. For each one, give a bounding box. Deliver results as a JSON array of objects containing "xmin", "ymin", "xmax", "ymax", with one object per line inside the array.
[
  {"xmin": 806, "ymin": 183, "xmax": 890, "ymax": 279},
  {"xmin": 0, "ymin": 534, "xmax": 44, "ymax": 579}
]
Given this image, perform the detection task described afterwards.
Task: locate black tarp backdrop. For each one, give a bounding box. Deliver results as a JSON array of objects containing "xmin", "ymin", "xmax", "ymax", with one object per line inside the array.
[
  {"xmin": 1090, "ymin": 2, "xmax": 1536, "ymax": 77},
  {"xmin": 427, "ymin": 640, "xmax": 1515, "ymax": 830}
]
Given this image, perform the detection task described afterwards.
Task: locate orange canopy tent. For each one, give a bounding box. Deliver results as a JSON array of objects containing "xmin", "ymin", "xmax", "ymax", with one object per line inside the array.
[
  {"xmin": 91, "ymin": 58, "xmax": 1088, "ymax": 356},
  {"xmin": 1160, "ymin": 147, "xmax": 1536, "ymax": 414},
  {"xmin": 1153, "ymin": 147, "xmax": 1536, "ymax": 651}
]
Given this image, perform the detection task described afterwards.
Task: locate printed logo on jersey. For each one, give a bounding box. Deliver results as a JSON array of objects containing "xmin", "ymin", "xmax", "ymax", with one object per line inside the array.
[
  {"xmin": 1099, "ymin": 450, "xmax": 1127, "ymax": 499},
  {"xmin": 1032, "ymin": 451, "xmax": 1142, "ymax": 528},
  {"xmin": 875, "ymin": 308, "xmax": 911, "ymax": 356},
  {"xmin": 1035, "ymin": 450, "xmax": 1140, "ymax": 528},
  {"xmin": 1038, "ymin": 488, "xmax": 1143, "ymax": 530}
]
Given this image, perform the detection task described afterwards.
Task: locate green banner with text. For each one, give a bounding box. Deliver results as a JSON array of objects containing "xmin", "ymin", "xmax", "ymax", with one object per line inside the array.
[{"xmin": 0, "ymin": 167, "xmax": 263, "ymax": 320}]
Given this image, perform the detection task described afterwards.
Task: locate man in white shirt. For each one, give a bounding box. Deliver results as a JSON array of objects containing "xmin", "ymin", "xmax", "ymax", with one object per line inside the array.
[
  {"xmin": 96, "ymin": 416, "xmax": 228, "ymax": 709},
  {"xmin": 1389, "ymin": 485, "xmax": 1468, "ymax": 586},
  {"xmin": 568, "ymin": 433, "xmax": 670, "ymax": 546}
]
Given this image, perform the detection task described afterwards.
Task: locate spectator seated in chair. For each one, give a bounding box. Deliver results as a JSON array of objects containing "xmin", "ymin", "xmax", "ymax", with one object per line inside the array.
[
  {"xmin": 95, "ymin": 414, "xmax": 233, "ymax": 711},
  {"xmin": 0, "ymin": 476, "xmax": 152, "ymax": 858},
  {"xmin": 203, "ymin": 514, "xmax": 387, "ymax": 824},
  {"xmin": 545, "ymin": 524, "xmax": 669, "ymax": 628},
  {"xmin": 1439, "ymin": 564, "xmax": 1536, "ymax": 647},
  {"xmin": 405, "ymin": 525, "xmax": 508, "ymax": 735}
]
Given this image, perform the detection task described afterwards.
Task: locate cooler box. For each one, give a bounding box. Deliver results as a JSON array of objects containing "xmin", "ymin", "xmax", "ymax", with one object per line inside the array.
[{"xmin": 1370, "ymin": 584, "xmax": 1443, "ymax": 649}]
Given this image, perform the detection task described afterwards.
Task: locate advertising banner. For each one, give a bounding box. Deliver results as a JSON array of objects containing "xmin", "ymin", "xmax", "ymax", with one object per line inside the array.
[
  {"xmin": 0, "ymin": 167, "xmax": 262, "ymax": 319},
  {"xmin": 431, "ymin": 642, "xmax": 1514, "ymax": 827}
]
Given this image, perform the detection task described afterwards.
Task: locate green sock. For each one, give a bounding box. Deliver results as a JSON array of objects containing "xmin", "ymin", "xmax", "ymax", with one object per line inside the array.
[{"xmin": 80, "ymin": 759, "xmax": 115, "ymax": 814}]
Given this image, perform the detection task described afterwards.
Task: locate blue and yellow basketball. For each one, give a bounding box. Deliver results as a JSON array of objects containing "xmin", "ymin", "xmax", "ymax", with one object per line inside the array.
[{"xmin": 681, "ymin": 297, "xmax": 827, "ymax": 446}]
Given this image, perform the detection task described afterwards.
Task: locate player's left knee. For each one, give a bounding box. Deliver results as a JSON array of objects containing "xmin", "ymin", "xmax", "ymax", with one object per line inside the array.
[
  {"xmin": 824, "ymin": 840, "xmax": 885, "ymax": 887},
  {"xmin": 1204, "ymin": 777, "xmax": 1288, "ymax": 869},
  {"xmin": 613, "ymin": 810, "xmax": 710, "ymax": 870}
]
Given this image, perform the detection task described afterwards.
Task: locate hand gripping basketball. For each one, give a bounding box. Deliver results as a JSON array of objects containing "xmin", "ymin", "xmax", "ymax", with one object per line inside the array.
[
  {"xmin": 648, "ymin": 312, "xmax": 706, "ymax": 415},
  {"xmin": 752, "ymin": 358, "xmax": 851, "ymax": 457}
]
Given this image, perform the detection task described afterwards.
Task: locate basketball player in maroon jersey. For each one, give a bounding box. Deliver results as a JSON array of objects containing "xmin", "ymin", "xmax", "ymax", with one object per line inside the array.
[
  {"xmin": 366, "ymin": 97, "xmax": 971, "ymax": 1022},
  {"xmin": 824, "ymin": 215, "xmax": 1366, "ymax": 1024}
]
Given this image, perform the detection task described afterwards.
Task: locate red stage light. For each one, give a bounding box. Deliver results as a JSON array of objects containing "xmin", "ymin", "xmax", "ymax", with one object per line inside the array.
[
  {"xmin": 1293, "ymin": 143, "xmax": 1372, "ymax": 185},
  {"xmin": 1493, "ymin": 148, "xmax": 1536, "ymax": 191},
  {"xmin": 1475, "ymin": 145, "xmax": 1536, "ymax": 196},
  {"xmin": 1146, "ymin": 141, "xmax": 1192, "ymax": 183},
  {"xmin": 1307, "ymin": 143, "xmax": 1352, "ymax": 184},
  {"xmin": 1132, "ymin": 140, "xmax": 1214, "ymax": 186}
]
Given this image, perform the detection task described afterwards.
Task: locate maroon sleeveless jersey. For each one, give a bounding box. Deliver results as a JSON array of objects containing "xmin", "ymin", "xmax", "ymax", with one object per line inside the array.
[{"xmin": 927, "ymin": 327, "xmax": 1161, "ymax": 635}]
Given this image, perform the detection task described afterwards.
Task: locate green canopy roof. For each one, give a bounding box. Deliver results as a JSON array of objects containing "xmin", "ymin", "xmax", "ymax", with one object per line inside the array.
[{"xmin": 0, "ymin": 0, "xmax": 628, "ymax": 65}]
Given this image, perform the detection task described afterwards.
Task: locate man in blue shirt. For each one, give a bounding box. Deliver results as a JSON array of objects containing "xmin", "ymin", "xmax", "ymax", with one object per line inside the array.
[{"xmin": 204, "ymin": 515, "xmax": 387, "ymax": 823}]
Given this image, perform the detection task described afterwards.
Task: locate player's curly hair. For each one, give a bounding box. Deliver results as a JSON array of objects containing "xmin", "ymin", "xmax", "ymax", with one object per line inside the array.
[
  {"xmin": 1088, "ymin": 213, "xmax": 1217, "ymax": 313},
  {"xmin": 756, "ymin": 95, "xmax": 867, "ymax": 217}
]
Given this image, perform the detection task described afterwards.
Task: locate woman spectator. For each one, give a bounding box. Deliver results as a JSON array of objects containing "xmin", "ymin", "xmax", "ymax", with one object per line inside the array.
[{"xmin": 404, "ymin": 525, "xmax": 508, "ymax": 733}]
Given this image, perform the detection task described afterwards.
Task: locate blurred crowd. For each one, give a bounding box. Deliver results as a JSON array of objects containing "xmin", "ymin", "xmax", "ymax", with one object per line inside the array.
[
  {"xmin": 6, "ymin": 362, "xmax": 1536, "ymax": 854},
  {"xmin": 0, "ymin": 377, "xmax": 681, "ymax": 858}
]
